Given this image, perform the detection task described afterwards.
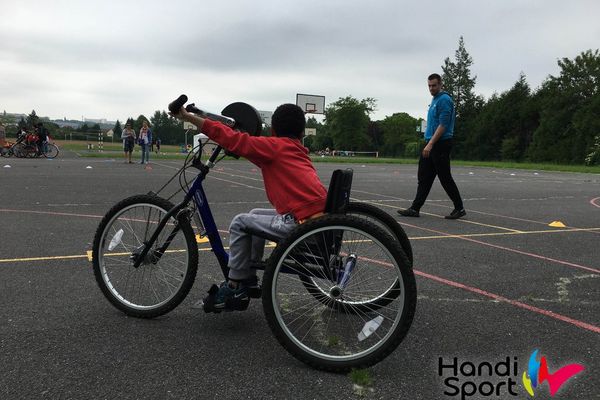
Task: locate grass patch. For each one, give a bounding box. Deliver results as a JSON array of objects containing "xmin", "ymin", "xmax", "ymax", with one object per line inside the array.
[
  {"xmin": 54, "ymin": 140, "xmax": 600, "ymax": 173},
  {"xmin": 311, "ymin": 155, "xmax": 600, "ymax": 173},
  {"xmin": 349, "ymin": 368, "xmax": 373, "ymax": 387},
  {"xmin": 327, "ymin": 335, "xmax": 341, "ymax": 347}
]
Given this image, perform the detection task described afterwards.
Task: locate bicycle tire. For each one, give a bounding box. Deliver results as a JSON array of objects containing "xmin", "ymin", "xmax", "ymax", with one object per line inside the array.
[
  {"xmin": 92, "ymin": 194, "xmax": 198, "ymax": 318},
  {"xmin": 43, "ymin": 144, "xmax": 59, "ymax": 159},
  {"xmin": 24, "ymin": 145, "xmax": 36, "ymax": 157},
  {"xmin": 346, "ymin": 202, "xmax": 413, "ymax": 266},
  {"xmin": 12, "ymin": 143, "xmax": 25, "ymax": 158},
  {"xmin": 262, "ymin": 214, "xmax": 416, "ymax": 372}
]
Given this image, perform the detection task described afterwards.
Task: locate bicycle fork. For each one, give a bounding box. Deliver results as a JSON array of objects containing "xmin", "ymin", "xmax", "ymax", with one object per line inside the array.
[
  {"xmin": 131, "ymin": 206, "xmax": 191, "ymax": 268},
  {"xmin": 337, "ymin": 253, "xmax": 357, "ymax": 289}
]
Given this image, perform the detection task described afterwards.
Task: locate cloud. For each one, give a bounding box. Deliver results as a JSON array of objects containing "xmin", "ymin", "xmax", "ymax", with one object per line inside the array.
[{"xmin": 1, "ymin": 0, "xmax": 599, "ymax": 122}]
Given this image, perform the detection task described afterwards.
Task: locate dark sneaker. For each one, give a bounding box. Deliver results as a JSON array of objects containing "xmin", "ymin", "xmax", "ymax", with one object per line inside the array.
[
  {"xmin": 397, "ymin": 208, "xmax": 420, "ymax": 217},
  {"xmin": 445, "ymin": 209, "xmax": 466, "ymax": 220},
  {"xmin": 198, "ymin": 276, "xmax": 259, "ymax": 313}
]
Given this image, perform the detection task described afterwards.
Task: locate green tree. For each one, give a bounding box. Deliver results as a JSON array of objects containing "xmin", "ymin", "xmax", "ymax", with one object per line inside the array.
[
  {"xmin": 80, "ymin": 123, "xmax": 90, "ymax": 132},
  {"xmin": 91, "ymin": 123, "xmax": 102, "ymax": 133},
  {"xmin": 113, "ymin": 120, "xmax": 122, "ymax": 138},
  {"xmin": 527, "ymin": 49, "xmax": 600, "ymax": 163},
  {"xmin": 465, "ymin": 73, "xmax": 538, "ymax": 160},
  {"xmin": 441, "ymin": 36, "xmax": 479, "ymax": 120},
  {"xmin": 441, "ymin": 36, "xmax": 484, "ymax": 158},
  {"xmin": 379, "ymin": 112, "xmax": 419, "ymax": 157},
  {"xmin": 324, "ymin": 96, "xmax": 375, "ymax": 151},
  {"xmin": 150, "ymin": 110, "xmax": 182, "ymax": 145},
  {"xmin": 26, "ymin": 110, "xmax": 39, "ymax": 129}
]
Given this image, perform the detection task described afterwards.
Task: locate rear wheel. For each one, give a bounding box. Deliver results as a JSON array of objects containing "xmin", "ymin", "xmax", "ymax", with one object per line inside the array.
[
  {"xmin": 300, "ymin": 203, "xmax": 413, "ymax": 312},
  {"xmin": 92, "ymin": 194, "xmax": 198, "ymax": 318},
  {"xmin": 263, "ymin": 215, "xmax": 416, "ymax": 372}
]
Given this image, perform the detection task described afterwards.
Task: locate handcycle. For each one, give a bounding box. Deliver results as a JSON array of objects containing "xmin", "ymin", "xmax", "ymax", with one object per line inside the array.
[
  {"xmin": 3, "ymin": 131, "xmax": 59, "ymax": 159},
  {"xmin": 92, "ymin": 95, "xmax": 416, "ymax": 372}
]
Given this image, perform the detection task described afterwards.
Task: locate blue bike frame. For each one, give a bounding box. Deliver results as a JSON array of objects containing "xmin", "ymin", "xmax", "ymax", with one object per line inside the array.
[{"xmin": 132, "ymin": 145, "xmax": 231, "ymax": 279}]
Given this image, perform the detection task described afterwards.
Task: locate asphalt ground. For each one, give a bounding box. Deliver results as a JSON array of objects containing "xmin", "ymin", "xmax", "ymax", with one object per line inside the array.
[{"xmin": 1, "ymin": 150, "xmax": 599, "ymax": 400}]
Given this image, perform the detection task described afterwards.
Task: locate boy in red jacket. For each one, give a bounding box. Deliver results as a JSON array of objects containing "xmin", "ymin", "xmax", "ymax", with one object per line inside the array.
[{"xmin": 171, "ymin": 103, "xmax": 327, "ymax": 312}]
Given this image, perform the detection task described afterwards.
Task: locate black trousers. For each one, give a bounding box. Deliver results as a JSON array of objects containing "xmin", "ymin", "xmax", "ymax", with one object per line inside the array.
[{"xmin": 411, "ymin": 139, "xmax": 463, "ymax": 211}]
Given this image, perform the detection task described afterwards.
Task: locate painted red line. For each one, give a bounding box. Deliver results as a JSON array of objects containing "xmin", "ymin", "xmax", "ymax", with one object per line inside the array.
[
  {"xmin": 591, "ymin": 197, "xmax": 600, "ymax": 208},
  {"xmin": 401, "ymin": 222, "xmax": 600, "ymax": 274},
  {"xmin": 355, "ymin": 252, "xmax": 599, "ymax": 334},
  {"xmin": 414, "ymin": 269, "xmax": 600, "ymax": 334}
]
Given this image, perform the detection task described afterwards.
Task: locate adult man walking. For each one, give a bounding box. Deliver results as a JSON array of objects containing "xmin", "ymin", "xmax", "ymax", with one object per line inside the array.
[{"xmin": 398, "ymin": 73, "xmax": 466, "ymax": 219}]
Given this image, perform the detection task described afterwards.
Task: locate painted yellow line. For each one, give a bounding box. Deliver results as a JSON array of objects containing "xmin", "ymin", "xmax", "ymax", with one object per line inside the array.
[
  {"xmin": 410, "ymin": 227, "xmax": 600, "ymax": 240},
  {"xmin": 365, "ymin": 200, "xmax": 524, "ymax": 233},
  {"xmin": 1, "ymin": 243, "xmax": 278, "ymax": 265},
  {"xmin": 1, "ymin": 254, "xmax": 90, "ymax": 263}
]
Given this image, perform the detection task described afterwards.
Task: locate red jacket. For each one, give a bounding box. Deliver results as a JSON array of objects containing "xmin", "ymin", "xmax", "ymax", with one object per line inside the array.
[{"xmin": 201, "ymin": 120, "xmax": 327, "ymax": 220}]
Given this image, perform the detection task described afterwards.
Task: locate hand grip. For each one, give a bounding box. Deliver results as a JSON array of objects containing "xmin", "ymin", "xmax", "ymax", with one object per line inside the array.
[{"xmin": 168, "ymin": 94, "xmax": 188, "ymax": 114}]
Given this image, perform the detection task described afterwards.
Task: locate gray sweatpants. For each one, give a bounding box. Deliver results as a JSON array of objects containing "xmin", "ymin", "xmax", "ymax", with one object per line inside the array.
[{"xmin": 227, "ymin": 208, "xmax": 297, "ymax": 281}]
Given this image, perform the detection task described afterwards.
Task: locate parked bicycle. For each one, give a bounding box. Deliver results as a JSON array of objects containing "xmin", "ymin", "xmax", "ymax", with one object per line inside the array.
[{"xmin": 92, "ymin": 96, "xmax": 416, "ymax": 372}]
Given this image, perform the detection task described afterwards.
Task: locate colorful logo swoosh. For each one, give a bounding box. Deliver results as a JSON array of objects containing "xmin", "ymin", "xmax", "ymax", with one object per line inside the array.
[{"xmin": 522, "ymin": 349, "xmax": 585, "ymax": 396}]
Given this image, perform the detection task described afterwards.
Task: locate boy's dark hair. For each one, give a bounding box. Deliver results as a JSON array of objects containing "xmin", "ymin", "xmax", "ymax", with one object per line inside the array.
[
  {"xmin": 271, "ymin": 103, "xmax": 306, "ymax": 139},
  {"xmin": 428, "ymin": 73, "xmax": 442, "ymax": 83}
]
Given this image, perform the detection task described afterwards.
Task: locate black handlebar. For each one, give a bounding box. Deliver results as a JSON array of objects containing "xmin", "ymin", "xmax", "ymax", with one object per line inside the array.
[
  {"xmin": 168, "ymin": 94, "xmax": 235, "ymax": 127},
  {"xmin": 168, "ymin": 94, "xmax": 188, "ymax": 114}
]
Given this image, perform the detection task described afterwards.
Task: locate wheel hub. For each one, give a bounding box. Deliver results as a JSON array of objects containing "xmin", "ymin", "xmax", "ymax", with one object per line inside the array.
[{"xmin": 329, "ymin": 286, "xmax": 343, "ymax": 299}]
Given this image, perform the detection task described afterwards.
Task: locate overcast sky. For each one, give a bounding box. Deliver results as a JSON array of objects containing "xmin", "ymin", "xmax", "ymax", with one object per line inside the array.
[{"xmin": 1, "ymin": 0, "xmax": 599, "ymax": 123}]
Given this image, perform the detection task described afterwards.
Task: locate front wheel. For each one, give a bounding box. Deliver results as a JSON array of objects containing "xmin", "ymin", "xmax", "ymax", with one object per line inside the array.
[
  {"xmin": 12, "ymin": 143, "xmax": 25, "ymax": 158},
  {"xmin": 92, "ymin": 194, "xmax": 198, "ymax": 318},
  {"xmin": 43, "ymin": 144, "xmax": 59, "ymax": 159},
  {"xmin": 263, "ymin": 215, "xmax": 416, "ymax": 372}
]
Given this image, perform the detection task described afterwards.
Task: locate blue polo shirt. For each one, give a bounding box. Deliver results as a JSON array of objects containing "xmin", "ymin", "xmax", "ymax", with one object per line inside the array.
[{"xmin": 425, "ymin": 91, "xmax": 455, "ymax": 141}]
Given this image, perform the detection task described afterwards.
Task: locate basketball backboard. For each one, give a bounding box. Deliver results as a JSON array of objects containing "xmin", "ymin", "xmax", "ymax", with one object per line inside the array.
[{"xmin": 296, "ymin": 94, "xmax": 325, "ymax": 114}]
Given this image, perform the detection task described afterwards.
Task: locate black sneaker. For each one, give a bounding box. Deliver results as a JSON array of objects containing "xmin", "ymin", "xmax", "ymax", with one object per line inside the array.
[
  {"xmin": 397, "ymin": 208, "xmax": 420, "ymax": 217},
  {"xmin": 445, "ymin": 209, "xmax": 466, "ymax": 220},
  {"xmin": 196, "ymin": 276, "xmax": 259, "ymax": 313}
]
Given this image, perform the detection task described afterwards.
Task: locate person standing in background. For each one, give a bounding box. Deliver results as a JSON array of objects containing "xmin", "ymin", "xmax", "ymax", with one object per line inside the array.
[
  {"xmin": 121, "ymin": 123, "xmax": 136, "ymax": 163},
  {"xmin": 398, "ymin": 73, "xmax": 466, "ymax": 219},
  {"xmin": 139, "ymin": 121, "xmax": 151, "ymax": 164}
]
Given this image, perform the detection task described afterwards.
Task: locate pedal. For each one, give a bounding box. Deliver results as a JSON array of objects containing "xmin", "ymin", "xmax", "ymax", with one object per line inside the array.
[{"xmin": 201, "ymin": 284, "xmax": 222, "ymax": 314}]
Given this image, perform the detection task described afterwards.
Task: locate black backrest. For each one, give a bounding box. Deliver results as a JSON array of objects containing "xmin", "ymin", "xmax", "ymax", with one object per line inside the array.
[{"xmin": 324, "ymin": 169, "xmax": 353, "ymax": 214}]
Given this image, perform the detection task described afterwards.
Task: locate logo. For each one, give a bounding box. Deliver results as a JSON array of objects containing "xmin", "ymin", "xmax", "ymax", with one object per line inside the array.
[
  {"xmin": 437, "ymin": 350, "xmax": 586, "ymax": 399},
  {"xmin": 522, "ymin": 349, "xmax": 585, "ymax": 397}
]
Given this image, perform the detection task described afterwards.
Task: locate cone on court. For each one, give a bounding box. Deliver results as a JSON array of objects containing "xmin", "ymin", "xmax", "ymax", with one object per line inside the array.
[{"xmin": 549, "ymin": 221, "xmax": 566, "ymax": 228}]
